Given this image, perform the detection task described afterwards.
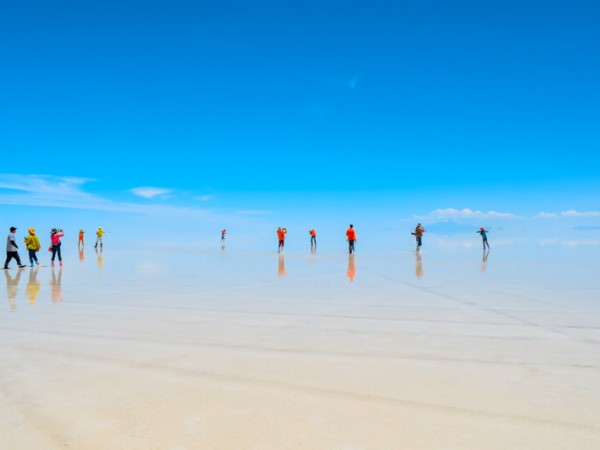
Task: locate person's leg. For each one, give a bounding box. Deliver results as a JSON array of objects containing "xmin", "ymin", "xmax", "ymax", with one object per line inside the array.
[
  {"xmin": 28, "ymin": 249, "xmax": 34, "ymax": 266},
  {"xmin": 51, "ymin": 246, "xmax": 57, "ymax": 263},
  {"xmin": 14, "ymin": 252, "xmax": 23, "ymax": 266},
  {"xmin": 4, "ymin": 252, "xmax": 13, "ymax": 268}
]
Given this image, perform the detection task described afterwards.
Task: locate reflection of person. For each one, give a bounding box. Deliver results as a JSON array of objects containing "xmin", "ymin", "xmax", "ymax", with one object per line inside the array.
[
  {"xmin": 4, "ymin": 267, "xmax": 23, "ymax": 310},
  {"xmin": 221, "ymin": 229, "xmax": 227, "ymax": 249},
  {"xmin": 415, "ymin": 252, "xmax": 424, "ymax": 279},
  {"xmin": 346, "ymin": 254, "xmax": 356, "ymax": 281},
  {"xmin": 477, "ymin": 227, "xmax": 490, "ymax": 250},
  {"xmin": 309, "ymin": 229, "xmax": 317, "ymax": 249},
  {"xmin": 412, "ymin": 223, "xmax": 426, "ymax": 252},
  {"xmin": 277, "ymin": 227, "xmax": 287, "ymax": 253},
  {"xmin": 50, "ymin": 268, "xmax": 64, "ymax": 303},
  {"xmin": 96, "ymin": 248, "xmax": 104, "ymax": 267},
  {"xmin": 25, "ymin": 228, "xmax": 41, "ymax": 267},
  {"xmin": 79, "ymin": 246, "xmax": 85, "ymax": 262},
  {"xmin": 481, "ymin": 249, "xmax": 489, "ymax": 273},
  {"xmin": 50, "ymin": 228, "xmax": 64, "ymax": 267},
  {"xmin": 346, "ymin": 224, "xmax": 356, "ymax": 254},
  {"xmin": 78, "ymin": 229, "xmax": 85, "ymax": 247},
  {"xmin": 4, "ymin": 226, "xmax": 26, "ymax": 269},
  {"xmin": 277, "ymin": 253, "xmax": 287, "ymax": 277},
  {"xmin": 95, "ymin": 228, "xmax": 105, "ymax": 249},
  {"xmin": 25, "ymin": 268, "xmax": 41, "ymax": 305}
]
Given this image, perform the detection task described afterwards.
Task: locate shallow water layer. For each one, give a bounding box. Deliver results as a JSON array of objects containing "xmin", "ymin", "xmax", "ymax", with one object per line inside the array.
[{"xmin": 1, "ymin": 243, "xmax": 600, "ymax": 449}]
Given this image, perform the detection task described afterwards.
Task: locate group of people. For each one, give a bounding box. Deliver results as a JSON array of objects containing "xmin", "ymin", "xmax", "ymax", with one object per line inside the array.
[
  {"xmin": 4, "ymin": 227, "xmax": 106, "ymax": 270},
  {"xmin": 272, "ymin": 224, "xmax": 488, "ymax": 253}
]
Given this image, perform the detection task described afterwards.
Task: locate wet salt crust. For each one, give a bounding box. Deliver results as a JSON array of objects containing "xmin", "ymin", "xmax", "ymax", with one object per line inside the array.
[{"xmin": 2, "ymin": 244, "xmax": 600, "ymax": 449}]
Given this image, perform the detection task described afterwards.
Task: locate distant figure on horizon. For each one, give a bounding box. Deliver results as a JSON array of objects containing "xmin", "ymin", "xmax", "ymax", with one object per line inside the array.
[
  {"xmin": 24, "ymin": 228, "xmax": 41, "ymax": 267},
  {"xmin": 309, "ymin": 229, "xmax": 317, "ymax": 249},
  {"xmin": 50, "ymin": 228, "xmax": 64, "ymax": 268},
  {"xmin": 95, "ymin": 227, "xmax": 104, "ymax": 249},
  {"xmin": 477, "ymin": 227, "xmax": 490, "ymax": 250},
  {"xmin": 78, "ymin": 229, "xmax": 85, "ymax": 247},
  {"xmin": 221, "ymin": 229, "xmax": 227, "ymax": 249},
  {"xmin": 4, "ymin": 226, "xmax": 26, "ymax": 270},
  {"xmin": 346, "ymin": 224, "xmax": 356, "ymax": 254},
  {"xmin": 277, "ymin": 227, "xmax": 287, "ymax": 253},
  {"xmin": 412, "ymin": 223, "xmax": 426, "ymax": 252}
]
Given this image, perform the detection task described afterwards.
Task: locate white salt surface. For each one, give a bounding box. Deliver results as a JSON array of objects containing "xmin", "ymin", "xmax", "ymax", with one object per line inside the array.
[{"xmin": 1, "ymin": 242, "xmax": 600, "ymax": 449}]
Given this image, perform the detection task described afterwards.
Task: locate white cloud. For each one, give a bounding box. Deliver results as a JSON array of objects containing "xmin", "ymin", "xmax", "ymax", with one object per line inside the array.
[
  {"xmin": 560, "ymin": 210, "xmax": 600, "ymax": 218},
  {"xmin": 426, "ymin": 208, "xmax": 517, "ymax": 220},
  {"xmin": 537, "ymin": 212, "xmax": 559, "ymax": 219},
  {"xmin": 0, "ymin": 174, "xmax": 209, "ymax": 218},
  {"xmin": 131, "ymin": 187, "xmax": 173, "ymax": 199}
]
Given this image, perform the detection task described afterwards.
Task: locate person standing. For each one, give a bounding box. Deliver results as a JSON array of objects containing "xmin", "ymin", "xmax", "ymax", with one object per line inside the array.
[
  {"xmin": 4, "ymin": 226, "xmax": 26, "ymax": 269},
  {"xmin": 78, "ymin": 229, "xmax": 85, "ymax": 247},
  {"xmin": 346, "ymin": 224, "xmax": 357, "ymax": 254},
  {"xmin": 277, "ymin": 227, "xmax": 287, "ymax": 253},
  {"xmin": 50, "ymin": 228, "xmax": 64, "ymax": 267},
  {"xmin": 413, "ymin": 223, "xmax": 426, "ymax": 252},
  {"xmin": 309, "ymin": 229, "xmax": 317, "ymax": 249},
  {"xmin": 477, "ymin": 227, "xmax": 490, "ymax": 250},
  {"xmin": 94, "ymin": 227, "xmax": 105, "ymax": 249},
  {"xmin": 221, "ymin": 229, "xmax": 227, "ymax": 249},
  {"xmin": 24, "ymin": 228, "xmax": 41, "ymax": 267}
]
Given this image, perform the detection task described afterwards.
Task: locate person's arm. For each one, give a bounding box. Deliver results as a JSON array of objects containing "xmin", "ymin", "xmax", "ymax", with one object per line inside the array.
[{"xmin": 10, "ymin": 238, "xmax": 18, "ymax": 249}]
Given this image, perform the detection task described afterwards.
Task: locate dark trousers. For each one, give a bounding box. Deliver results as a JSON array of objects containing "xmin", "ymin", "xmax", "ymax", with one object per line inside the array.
[
  {"xmin": 4, "ymin": 251, "xmax": 22, "ymax": 268},
  {"xmin": 28, "ymin": 249, "xmax": 39, "ymax": 264},
  {"xmin": 51, "ymin": 244, "xmax": 62, "ymax": 262},
  {"xmin": 311, "ymin": 236, "xmax": 316, "ymax": 246},
  {"xmin": 348, "ymin": 240, "xmax": 355, "ymax": 254}
]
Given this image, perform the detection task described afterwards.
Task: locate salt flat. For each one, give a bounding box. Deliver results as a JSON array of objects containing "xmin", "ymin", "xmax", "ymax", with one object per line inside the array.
[{"xmin": 1, "ymin": 242, "xmax": 600, "ymax": 449}]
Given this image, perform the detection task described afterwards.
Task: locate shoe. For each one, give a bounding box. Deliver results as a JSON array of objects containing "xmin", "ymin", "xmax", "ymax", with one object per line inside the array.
[
  {"xmin": 18, "ymin": 265, "xmax": 27, "ymax": 268},
  {"xmin": 3, "ymin": 267, "xmax": 7, "ymax": 270}
]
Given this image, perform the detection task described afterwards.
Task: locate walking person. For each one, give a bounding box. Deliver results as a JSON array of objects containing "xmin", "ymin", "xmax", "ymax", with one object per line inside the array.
[
  {"xmin": 50, "ymin": 228, "xmax": 64, "ymax": 267},
  {"xmin": 346, "ymin": 224, "xmax": 356, "ymax": 254},
  {"xmin": 477, "ymin": 227, "xmax": 490, "ymax": 250},
  {"xmin": 4, "ymin": 226, "xmax": 26, "ymax": 269},
  {"xmin": 24, "ymin": 228, "xmax": 41, "ymax": 267},
  {"xmin": 94, "ymin": 227, "xmax": 105, "ymax": 249},
  {"xmin": 412, "ymin": 223, "xmax": 426, "ymax": 252},
  {"xmin": 277, "ymin": 227, "xmax": 287, "ymax": 253},
  {"xmin": 309, "ymin": 229, "xmax": 317, "ymax": 249}
]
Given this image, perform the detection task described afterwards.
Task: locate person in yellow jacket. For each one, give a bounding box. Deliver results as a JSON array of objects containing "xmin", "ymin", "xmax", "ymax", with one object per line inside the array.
[
  {"xmin": 24, "ymin": 228, "xmax": 41, "ymax": 267},
  {"xmin": 94, "ymin": 227, "xmax": 105, "ymax": 249}
]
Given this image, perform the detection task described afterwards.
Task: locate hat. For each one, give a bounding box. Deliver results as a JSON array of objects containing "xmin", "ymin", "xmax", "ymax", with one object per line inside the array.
[
  {"xmin": 28, "ymin": 228, "xmax": 35, "ymax": 234},
  {"xmin": 10, "ymin": 226, "xmax": 17, "ymax": 231}
]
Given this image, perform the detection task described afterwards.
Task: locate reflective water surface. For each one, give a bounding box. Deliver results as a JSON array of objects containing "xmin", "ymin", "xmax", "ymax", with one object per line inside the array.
[{"xmin": 1, "ymin": 242, "xmax": 600, "ymax": 449}]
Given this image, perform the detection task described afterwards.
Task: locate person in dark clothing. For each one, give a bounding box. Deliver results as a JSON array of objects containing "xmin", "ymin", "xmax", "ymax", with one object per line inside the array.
[{"xmin": 4, "ymin": 226, "xmax": 26, "ymax": 269}]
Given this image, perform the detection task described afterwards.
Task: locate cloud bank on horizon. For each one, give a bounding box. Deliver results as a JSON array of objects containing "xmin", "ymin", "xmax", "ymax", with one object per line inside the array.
[{"xmin": 1, "ymin": 174, "xmax": 599, "ymax": 225}]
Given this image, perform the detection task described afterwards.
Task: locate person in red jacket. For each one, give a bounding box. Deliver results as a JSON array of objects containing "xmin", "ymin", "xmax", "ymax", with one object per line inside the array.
[
  {"xmin": 309, "ymin": 229, "xmax": 317, "ymax": 249},
  {"xmin": 346, "ymin": 224, "xmax": 356, "ymax": 254},
  {"xmin": 277, "ymin": 227, "xmax": 287, "ymax": 253}
]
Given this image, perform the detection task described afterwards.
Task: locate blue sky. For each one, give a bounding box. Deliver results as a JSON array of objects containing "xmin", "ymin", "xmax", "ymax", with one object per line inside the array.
[{"xmin": 1, "ymin": 1, "xmax": 599, "ymax": 243}]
